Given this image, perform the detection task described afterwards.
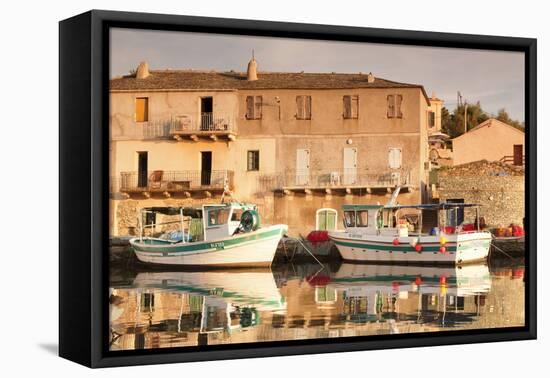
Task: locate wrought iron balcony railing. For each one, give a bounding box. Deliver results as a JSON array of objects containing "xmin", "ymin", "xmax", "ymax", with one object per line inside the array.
[
  {"xmin": 265, "ymin": 168, "xmax": 411, "ymax": 190},
  {"xmin": 113, "ymin": 170, "xmax": 234, "ymax": 193},
  {"xmin": 141, "ymin": 113, "xmax": 236, "ymax": 140}
]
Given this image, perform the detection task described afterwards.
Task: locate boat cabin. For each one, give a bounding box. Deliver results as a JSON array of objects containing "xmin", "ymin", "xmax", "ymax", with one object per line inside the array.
[
  {"xmin": 138, "ymin": 202, "xmax": 259, "ymax": 243},
  {"xmin": 202, "ymin": 202, "xmax": 257, "ymax": 240},
  {"xmin": 341, "ymin": 203, "xmax": 483, "ymax": 237}
]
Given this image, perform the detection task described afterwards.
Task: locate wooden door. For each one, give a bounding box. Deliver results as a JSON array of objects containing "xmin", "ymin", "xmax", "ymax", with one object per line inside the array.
[{"xmin": 513, "ymin": 144, "xmax": 523, "ymax": 166}]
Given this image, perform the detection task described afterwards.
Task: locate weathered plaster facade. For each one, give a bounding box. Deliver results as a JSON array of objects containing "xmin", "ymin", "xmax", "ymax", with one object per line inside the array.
[
  {"xmin": 452, "ymin": 118, "xmax": 525, "ymax": 166},
  {"xmin": 109, "ymin": 62, "xmax": 432, "ymax": 236}
]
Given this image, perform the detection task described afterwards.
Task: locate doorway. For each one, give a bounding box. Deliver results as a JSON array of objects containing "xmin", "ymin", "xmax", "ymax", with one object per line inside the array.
[
  {"xmin": 513, "ymin": 144, "xmax": 523, "ymax": 166},
  {"xmin": 137, "ymin": 151, "xmax": 148, "ymax": 188},
  {"xmin": 296, "ymin": 149, "xmax": 310, "ymax": 185},
  {"xmin": 200, "ymin": 97, "xmax": 213, "ymax": 130},
  {"xmin": 343, "ymin": 147, "xmax": 357, "ymax": 185},
  {"xmin": 201, "ymin": 151, "xmax": 212, "ymax": 186}
]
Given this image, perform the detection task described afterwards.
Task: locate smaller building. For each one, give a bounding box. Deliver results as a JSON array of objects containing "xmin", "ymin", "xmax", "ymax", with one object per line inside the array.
[
  {"xmin": 426, "ymin": 94, "xmax": 453, "ymax": 168},
  {"xmin": 452, "ymin": 118, "xmax": 524, "ymax": 166},
  {"xmin": 436, "ymin": 160, "xmax": 524, "ymax": 228}
]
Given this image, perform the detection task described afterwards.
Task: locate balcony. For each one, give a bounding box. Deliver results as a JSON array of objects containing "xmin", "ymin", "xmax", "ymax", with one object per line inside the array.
[
  {"xmin": 114, "ymin": 170, "xmax": 234, "ymax": 198},
  {"xmin": 142, "ymin": 113, "xmax": 237, "ymax": 142},
  {"xmin": 267, "ymin": 169, "xmax": 412, "ymax": 195}
]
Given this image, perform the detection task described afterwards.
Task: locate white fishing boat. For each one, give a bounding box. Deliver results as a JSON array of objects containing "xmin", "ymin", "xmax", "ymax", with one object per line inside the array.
[
  {"xmin": 130, "ymin": 202, "xmax": 288, "ymax": 267},
  {"xmin": 329, "ymin": 189, "xmax": 492, "ymax": 265},
  {"xmin": 130, "ymin": 269, "xmax": 286, "ymax": 312}
]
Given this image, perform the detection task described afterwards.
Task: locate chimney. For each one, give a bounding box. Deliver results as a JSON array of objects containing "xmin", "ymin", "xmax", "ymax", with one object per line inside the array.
[
  {"xmin": 367, "ymin": 72, "xmax": 375, "ymax": 83},
  {"xmin": 136, "ymin": 61, "xmax": 150, "ymax": 79},
  {"xmin": 247, "ymin": 51, "xmax": 258, "ymax": 81}
]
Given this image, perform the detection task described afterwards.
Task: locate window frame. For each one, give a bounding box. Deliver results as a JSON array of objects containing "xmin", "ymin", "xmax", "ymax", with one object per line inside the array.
[
  {"xmin": 428, "ymin": 110, "xmax": 435, "ymax": 128},
  {"xmin": 387, "ymin": 94, "xmax": 403, "ymax": 119},
  {"xmin": 135, "ymin": 97, "xmax": 149, "ymax": 122},
  {"xmin": 344, "ymin": 210, "xmax": 356, "ymax": 227},
  {"xmin": 247, "ymin": 150, "xmax": 260, "ymax": 171},
  {"xmin": 356, "ymin": 210, "xmax": 369, "ymax": 227},
  {"xmin": 206, "ymin": 207, "xmax": 230, "ymax": 228},
  {"xmin": 296, "ymin": 95, "xmax": 312, "ymax": 120},
  {"xmin": 245, "ymin": 95, "xmax": 263, "ymax": 120},
  {"xmin": 343, "ymin": 95, "xmax": 359, "ymax": 119},
  {"xmin": 388, "ymin": 147, "xmax": 403, "ymax": 169}
]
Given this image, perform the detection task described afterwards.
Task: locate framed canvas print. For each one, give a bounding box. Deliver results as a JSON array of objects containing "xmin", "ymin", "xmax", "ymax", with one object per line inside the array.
[{"xmin": 59, "ymin": 10, "xmax": 536, "ymax": 368}]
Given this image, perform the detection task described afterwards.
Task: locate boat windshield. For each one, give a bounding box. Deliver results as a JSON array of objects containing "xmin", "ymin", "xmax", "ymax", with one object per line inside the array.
[
  {"xmin": 344, "ymin": 211, "xmax": 356, "ymax": 227},
  {"xmin": 207, "ymin": 207, "xmax": 230, "ymax": 227}
]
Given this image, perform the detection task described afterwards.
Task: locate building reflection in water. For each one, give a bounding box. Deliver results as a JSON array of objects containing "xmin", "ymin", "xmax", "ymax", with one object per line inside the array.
[{"xmin": 109, "ymin": 262, "xmax": 525, "ymax": 351}]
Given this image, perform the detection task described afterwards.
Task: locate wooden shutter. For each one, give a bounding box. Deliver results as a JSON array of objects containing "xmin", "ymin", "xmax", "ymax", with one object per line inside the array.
[
  {"xmin": 296, "ymin": 96, "xmax": 304, "ymax": 119},
  {"xmin": 255, "ymin": 96, "xmax": 262, "ymax": 119},
  {"xmin": 389, "ymin": 148, "xmax": 402, "ymax": 169},
  {"xmin": 305, "ymin": 96, "xmax": 312, "ymax": 119},
  {"xmin": 343, "ymin": 95, "xmax": 351, "ymax": 119},
  {"xmin": 135, "ymin": 98, "xmax": 148, "ymax": 122},
  {"xmin": 246, "ymin": 96, "xmax": 254, "ymax": 119},
  {"xmin": 351, "ymin": 95, "xmax": 359, "ymax": 119},
  {"xmin": 387, "ymin": 95, "xmax": 395, "ymax": 118},
  {"xmin": 396, "ymin": 95, "xmax": 403, "ymax": 118}
]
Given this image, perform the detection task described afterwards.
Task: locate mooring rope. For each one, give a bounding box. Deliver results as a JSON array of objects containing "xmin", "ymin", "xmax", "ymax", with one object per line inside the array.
[{"xmin": 283, "ymin": 234, "xmax": 324, "ymax": 266}]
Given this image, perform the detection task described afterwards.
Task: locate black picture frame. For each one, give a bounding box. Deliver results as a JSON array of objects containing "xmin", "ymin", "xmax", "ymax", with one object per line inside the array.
[{"xmin": 59, "ymin": 9, "xmax": 537, "ymax": 368}]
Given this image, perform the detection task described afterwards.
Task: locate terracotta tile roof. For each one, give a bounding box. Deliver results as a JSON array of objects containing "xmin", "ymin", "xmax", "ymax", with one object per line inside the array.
[{"xmin": 110, "ymin": 70, "xmax": 429, "ymax": 101}]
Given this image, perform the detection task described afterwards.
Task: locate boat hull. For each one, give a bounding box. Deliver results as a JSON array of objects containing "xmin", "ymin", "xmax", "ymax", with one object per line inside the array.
[
  {"xmin": 131, "ymin": 225, "xmax": 287, "ymax": 267},
  {"xmin": 329, "ymin": 231, "xmax": 492, "ymax": 265}
]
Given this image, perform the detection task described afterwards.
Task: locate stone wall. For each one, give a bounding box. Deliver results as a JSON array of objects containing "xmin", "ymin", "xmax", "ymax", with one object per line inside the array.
[
  {"xmin": 437, "ymin": 161, "xmax": 524, "ymax": 228},
  {"xmin": 111, "ymin": 193, "xmax": 275, "ymax": 237}
]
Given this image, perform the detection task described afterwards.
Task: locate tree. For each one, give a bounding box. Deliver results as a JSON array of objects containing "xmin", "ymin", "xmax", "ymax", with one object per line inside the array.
[
  {"xmin": 496, "ymin": 108, "xmax": 525, "ymax": 131},
  {"xmin": 443, "ymin": 101, "xmax": 489, "ymax": 138}
]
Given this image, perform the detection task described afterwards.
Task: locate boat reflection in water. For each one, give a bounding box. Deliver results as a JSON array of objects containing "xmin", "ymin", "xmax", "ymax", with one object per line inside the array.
[
  {"xmin": 109, "ymin": 261, "xmax": 524, "ymax": 351},
  {"xmin": 325, "ymin": 264, "xmax": 492, "ymax": 331}
]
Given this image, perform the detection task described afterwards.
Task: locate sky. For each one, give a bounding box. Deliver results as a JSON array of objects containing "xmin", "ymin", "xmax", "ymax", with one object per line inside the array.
[{"xmin": 110, "ymin": 28, "xmax": 525, "ymax": 121}]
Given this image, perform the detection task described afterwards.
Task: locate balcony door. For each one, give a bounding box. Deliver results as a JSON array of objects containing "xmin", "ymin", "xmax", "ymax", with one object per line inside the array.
[
  {"xmin": 296, "ymin": 149, "xmax": 310, "ymax": 185},
  {"xmin": 343, "ymin": 147, "xmax": 357, "ymax": 185},
  {"xmin": 201, "ymin": 151, "xmax": 212, "ymax": 186},
  {"xmin": 200, "ymin": 97, "xmax": 213, "ymax": 131},
  {"xmin": 137, "ymin": 151, "xmax": 148, "ymax": 188}
]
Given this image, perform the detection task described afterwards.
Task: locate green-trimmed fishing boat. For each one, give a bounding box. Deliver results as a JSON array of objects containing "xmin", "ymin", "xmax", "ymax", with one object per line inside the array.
[
  {"xmin": 328, "ymin": 189, "xmax": 492, "ymax": 265},
  {"xmin": 130, "ymin": 202, "xmax": 287, "ymax": 267}
]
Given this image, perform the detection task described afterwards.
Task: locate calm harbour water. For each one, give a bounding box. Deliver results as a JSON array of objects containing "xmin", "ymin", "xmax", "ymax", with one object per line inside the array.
[{"xmin": 109, "ymin": 259, "xmax": 525, "ymax": 351}]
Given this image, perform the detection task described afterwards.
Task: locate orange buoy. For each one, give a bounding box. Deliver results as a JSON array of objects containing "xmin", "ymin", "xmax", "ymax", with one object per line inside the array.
[
  {"xmin": 393, "ymin": 238, "xmax": 399, "ymax": 246},
  {"xmin": 415, "ymin": 244, "xmax": 422, "ymax": 252},
  {"xmin": 439, "ymin": 276, "xmax": 446, "ymax": 284},
  {"xmin": 414, "ymin": 276, "xmax": 422, "ymax": 285},
  {"xmin": 439, "ymin": 246, "xmax": 446, "ymax": 254}
]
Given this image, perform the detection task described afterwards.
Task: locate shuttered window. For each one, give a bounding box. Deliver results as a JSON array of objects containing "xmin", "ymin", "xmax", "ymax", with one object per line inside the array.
[
  {"xmin": 296, "ymin": 95, "xmax": 312, "ymax": 120},
  {"xmin": 343, "ymin": 95, "xmax": 359, "ymax": 119},
  {"xmin": 387, "ymin": 94, "xmax": 403, "ymax": 119},
  {"xmin": 247, "ymin": 150, "xmax": 260, "ymax": 171},
  {"xmin": 245, "ymin": 96, "xmax": 262, "ymax": 119},
  {"xmin": 135, "ymin": 97, "xmax": 149, "ymax": 122},
  {"xmin": 428, "ymin": 111, "xmax": 435, "ymax": 127},
  {"xmin": 388, "ymin": 148, "xmax": 402, "ymax": 169}
]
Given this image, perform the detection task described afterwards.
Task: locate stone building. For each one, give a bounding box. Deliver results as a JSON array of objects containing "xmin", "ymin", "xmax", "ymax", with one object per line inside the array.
[
  {"xmin": 109, "ymin": 58, "xmax": 432, "ymax": 236},
  {"xmin": 452, "ymin": 118, "xmax": 525, "ymax": 166},
  {"xmin": 436, "ymin": 160, "xmax": 524, "ymax": 228}
]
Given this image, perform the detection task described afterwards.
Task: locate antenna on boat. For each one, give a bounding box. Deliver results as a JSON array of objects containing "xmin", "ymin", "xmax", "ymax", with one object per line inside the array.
[{"xmin": 385, "ymin": 186, "xmax": 402, "ymax": 207}]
